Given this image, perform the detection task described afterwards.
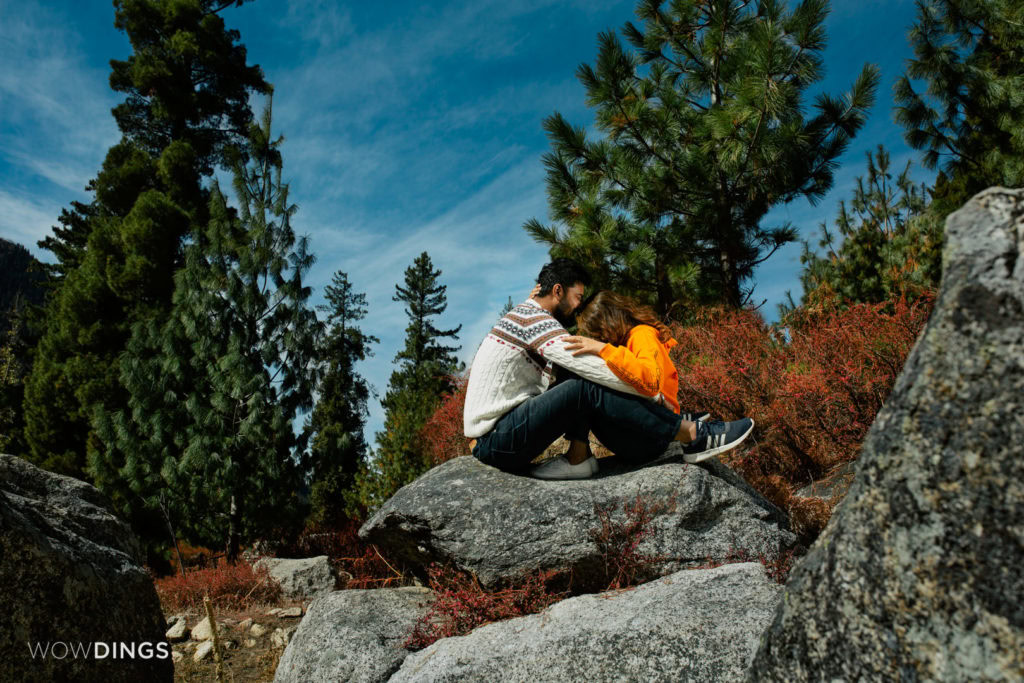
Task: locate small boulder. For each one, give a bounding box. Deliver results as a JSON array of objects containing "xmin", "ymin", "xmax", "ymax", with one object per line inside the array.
[
  {"xmin": 360, "ymin": 449, "xmax": 795, "ymax": 590},
  {"xmin": 237, "ymin": 617, "xmax": 253, "ymax": 631},
  {"xmin": 254, "ymin": 556, "xmax": 337, "ymax": 600},
  {"xmin": 278, "ymin": 606, "xmax": 303, "ymax": 618},
  {"xmin": 271, "ymin": 627, "xmax": 296, "ymax": 649},
  {"xmin": 392, "ymin": 563, "xmax": 780, "ymax": 682},
  {"xmin": 190, "ymin": 616, "xmax": 228, "ymax": 642},
  {"xmin": 192, "ymin": 641, "xmax": 214, "ymax": 662},
  {"xmin": 165, "ymin": 619, "xmax": 189, "ymax": 642},
  {"xmin": 273, "ymin": 587, "xmax": 433, "ymax": 683},
  {"xmin": 250, "ymin": 623, "xmax": 269, "ymax": 637}
]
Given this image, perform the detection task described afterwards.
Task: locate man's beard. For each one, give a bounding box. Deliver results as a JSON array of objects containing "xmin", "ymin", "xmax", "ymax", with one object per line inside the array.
[{"xmin": 553, "ymin": 303, "xmax": 577, "ymax": 328}]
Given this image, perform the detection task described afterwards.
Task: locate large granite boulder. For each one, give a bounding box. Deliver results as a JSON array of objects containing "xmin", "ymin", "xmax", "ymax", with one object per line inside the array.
[
  {"xmin": 360, "ymin": 446, "xmax": 796, "ymax": 590},
  {"xmin": 392, "ymin": 563, "xmax": 780, "ymax": 682},
  {"xmin": 0, "ymin": 454, "xmax": 172, "ymax": 682},
  {"xmin": 751, "ymin": 188, "xmax": 1024, "ymax": 680},
  {"xmin": 273, "ymin": 586, "xmax": 433, "ymax": 683}
]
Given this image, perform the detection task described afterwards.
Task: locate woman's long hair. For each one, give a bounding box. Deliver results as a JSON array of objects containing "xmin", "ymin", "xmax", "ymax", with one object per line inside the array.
[{"xmin": 575, "ymin": 291, "xmax": 674, "ymax": 346}]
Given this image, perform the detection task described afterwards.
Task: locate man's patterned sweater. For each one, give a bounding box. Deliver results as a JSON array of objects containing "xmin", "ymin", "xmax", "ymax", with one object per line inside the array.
[{"xmin": 463, "ymin": 298, "xmax": 640, "ymax": 438}]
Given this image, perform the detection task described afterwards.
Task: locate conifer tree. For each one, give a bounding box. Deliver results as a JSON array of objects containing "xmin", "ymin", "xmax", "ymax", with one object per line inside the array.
[
  {"xmin": 306, "ymin": 271, "xmax": 378, "ymax": 526},
  {"xmin": 786, "ymin": 146, "xmax": 936, "ymax": 313},
  {"xmin": 23, "ymin": 0, "xmax": 269, "ymax": 480},
  {"xmin": 95, "ymin": 101, "xmax": 320, "ymax": 562},
  {"xmin": 895, "ymin": 0, "xmax": 1024, "ymax": 216},
  {"xmin": 358, "ymin": 252, "xmax": 462, "ymax": 510},
  {"xmin": 526, "ymin": 0, "xmax": 879, "ymax": 312}
]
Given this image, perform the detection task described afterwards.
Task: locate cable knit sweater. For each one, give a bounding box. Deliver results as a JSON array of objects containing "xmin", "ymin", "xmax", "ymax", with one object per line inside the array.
[{"xmin": 463, "ymin": 298, "xmax": 641, "ymax": 438}]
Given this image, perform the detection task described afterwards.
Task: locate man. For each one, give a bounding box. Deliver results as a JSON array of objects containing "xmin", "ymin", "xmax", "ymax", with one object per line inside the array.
[{"xmin": 464, "ymin": 258, "xmax": 753, "ymax": 479}]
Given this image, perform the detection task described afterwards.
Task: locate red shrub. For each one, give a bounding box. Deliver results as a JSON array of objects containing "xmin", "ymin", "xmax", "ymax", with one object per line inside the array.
[
  {"xmin": 671, "ymin": 295, "xmax": 934, "ymax": 538},
  {"xmin": 154, "ymin": 560, "xmax": 282, "ymax": 612},
  {"xmin": 690, "ymin": 546, "xmax": 797, "ymax": 585},
  {"xmin": 420, "ymin": 375, "xmax": 471, "ymax": 465},
  {"xmin": 589, "ymin": 493, "xmax": 671, "ymax": 590},
  {"xmin": 403, "ymin": 564, "xmax": 567, "ymax": 650}
]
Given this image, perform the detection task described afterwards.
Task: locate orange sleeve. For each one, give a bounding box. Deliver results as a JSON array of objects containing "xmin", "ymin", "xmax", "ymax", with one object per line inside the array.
[{"xmin": 598, "ymin": 326, "xmax": 662, "ymax": 396}]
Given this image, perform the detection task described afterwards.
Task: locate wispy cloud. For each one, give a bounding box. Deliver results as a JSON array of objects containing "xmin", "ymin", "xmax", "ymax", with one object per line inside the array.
[
  {"xmin": 0, "ymin": 2, "xmax": 121, "ymax": 250},
  {"xmin": 0, "ymin": 189, "xmax": 61, "ymax": 250}
]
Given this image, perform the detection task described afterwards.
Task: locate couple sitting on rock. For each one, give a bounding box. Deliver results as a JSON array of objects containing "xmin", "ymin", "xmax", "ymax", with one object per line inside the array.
[{"xmin": 464, "ymin": 257, "xmax": 754, "ymax": 480}]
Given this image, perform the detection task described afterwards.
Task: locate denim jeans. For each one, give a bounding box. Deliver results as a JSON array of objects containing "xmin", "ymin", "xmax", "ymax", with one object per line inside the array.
[{"xmin": 473, "ymin": 376, "xmax": 683, "ymax": 473}]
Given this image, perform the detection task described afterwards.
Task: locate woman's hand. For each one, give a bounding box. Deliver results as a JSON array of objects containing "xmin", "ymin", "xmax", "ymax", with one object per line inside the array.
[
  {"xmin": 530, "ymin": 284, "xmax": 542, "ymax": 298},
  {"xmin": 563, "ymin": 335, "xmax": 607, "ymax": 357}
]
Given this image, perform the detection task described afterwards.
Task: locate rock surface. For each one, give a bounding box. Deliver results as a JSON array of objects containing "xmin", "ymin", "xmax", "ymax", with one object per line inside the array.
[
  {"xmin": 360, "ymin": 447, "xmax": 795, "ymax": 590},
  {"xmin": 254, "ymin": 556, "xmax": 337, "ymax": 600},
  {"xmin": 751, "ymin": 188, "xmax": 1024, "ymax": 680},
  {"xmin": 273, "ymin": 586, "xmax": 433, "ymax": 683},
  {"xmin": 392, "ymin": 563, "xmax": 780, "ymax": 682},
  {"xmin": 0, "ymin": 454, "xmax": 173, "ymax": 682}
]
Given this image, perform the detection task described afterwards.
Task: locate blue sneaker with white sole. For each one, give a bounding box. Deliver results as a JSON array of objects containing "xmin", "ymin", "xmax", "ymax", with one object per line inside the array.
[{"xmin": 682, "ymin": 418, "xmax": 755, "ymax": 463}]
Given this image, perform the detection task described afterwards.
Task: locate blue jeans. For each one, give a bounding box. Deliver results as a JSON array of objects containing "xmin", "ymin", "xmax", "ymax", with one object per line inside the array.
[{"xmin": 473, "ymin": 377, "xmax": 683, "ymax": 473}]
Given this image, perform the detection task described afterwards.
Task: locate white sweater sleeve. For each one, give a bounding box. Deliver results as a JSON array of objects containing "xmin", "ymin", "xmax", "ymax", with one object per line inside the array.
[{"xmin": 538, "ymin": 334, "xmax": 643, "ymax": 396}]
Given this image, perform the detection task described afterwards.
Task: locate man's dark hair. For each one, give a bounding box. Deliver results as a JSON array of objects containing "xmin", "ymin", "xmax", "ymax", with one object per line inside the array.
[{"xmin": 536, "ymin": 258, "xmax": 591, "ymax": 297}]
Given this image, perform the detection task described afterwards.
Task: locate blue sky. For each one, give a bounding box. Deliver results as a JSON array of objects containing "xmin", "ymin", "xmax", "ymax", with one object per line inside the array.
[{"xmin": 0, "ymin": 0, "xmax": 932, "ymax": 444}]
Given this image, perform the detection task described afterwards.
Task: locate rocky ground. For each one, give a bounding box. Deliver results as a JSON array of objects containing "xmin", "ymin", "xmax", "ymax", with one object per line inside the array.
[{"xmin": 166, "ymin": 599, "xmax": 307, "ymax": 682}]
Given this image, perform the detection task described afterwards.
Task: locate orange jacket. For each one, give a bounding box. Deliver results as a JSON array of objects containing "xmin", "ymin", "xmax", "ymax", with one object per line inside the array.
[{"xmin": 598, "ymin": 324, "xmax": 680, "ymax": 413}]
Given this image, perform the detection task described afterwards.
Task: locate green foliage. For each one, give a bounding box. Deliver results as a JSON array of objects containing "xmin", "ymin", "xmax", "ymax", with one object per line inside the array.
[
  {"xmin": 894, "ymin": 0, "xmax": 1024, "ymax": 215},
  {"xmin": 306, "ymin": 271, "xmax": 378, "ymax": 526},
  {"xmin": 788, "ymin": 146, "xmax": 940, "ymax": 312},
  {"xmin": 23, "ymin": 0, "xmax": 268, "ymax": 482},
  {"xmin": 94, "ymin": 101, "xmax": 320, "ymax": 562},
  {"xmin": 0, "ymin": 319, "xmax": 26, "ymax": 454},
  {"xmin": 0, "ymin": 240, "xmax": 45, "ymax": 334},
  {"xmin": 358, "ymin": 252, "xmax": 462, "ymax": 511},
  {"xmin": 526, "ymin": 0, "xmax": 879, "ymax": 312}
]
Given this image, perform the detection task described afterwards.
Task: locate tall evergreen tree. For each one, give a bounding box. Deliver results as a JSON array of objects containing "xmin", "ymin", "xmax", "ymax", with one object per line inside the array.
[
  {"xmin": 24, "ymin": 0, "xmax": 268, "ymax": 480},
  {"xmin": 358, "ymin": 252, "xmax": 462, "ymax": 511},
  {"xmin": 526, "ymin": 0, "xmax": 878, "ymax": 312},
  {"xmin": 895, "ymin": 0, "xmax": 1024, "ymax": 216},
  {"xmin": 95, "ymin": 101, "xmax": 320, "ymax": 563},
  {"xmin": 306, "ymin": 271, "xmax": 378, "ymax": 526},
  {"xmin": 785, "ymin": 145, "xmax": 936, "ymax": 314}
]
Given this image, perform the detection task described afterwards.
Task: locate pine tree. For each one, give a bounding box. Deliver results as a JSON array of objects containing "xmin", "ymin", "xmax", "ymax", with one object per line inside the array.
[
  {"xmin": 358, "ymin": 252, "xmax": 462, "ymax": 510},
  {"xmin": 525, "ymin": 0, "xmax": 879, "ymax": 312},
  {"xmin": 95, "ymin": 100, "xmax": 320, "ymax": 562},
  {"xmin": 306, "ymin": 271, "xmax": 378, "ymax": 526},
  {"xmin": 894, "ymin": 0, "xmax": 1024, "ymax": 216},
  {"xmin": 785, "ymin": 145, "xmax": 936, "ymax": 314},
  {"xmin": 24, "ymin": 0, "xmax": 269, "ymax": 480}
]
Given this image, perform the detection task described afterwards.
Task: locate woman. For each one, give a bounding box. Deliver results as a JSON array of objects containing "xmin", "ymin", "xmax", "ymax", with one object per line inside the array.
[{"xmin": 530, "ymin": 290, "xmax": 752, "ymax": 478}]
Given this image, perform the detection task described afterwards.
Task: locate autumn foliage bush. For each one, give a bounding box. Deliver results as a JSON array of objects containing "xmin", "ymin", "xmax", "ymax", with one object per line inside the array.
[
  {"xmin": 154, "ymin": 560, "xmax": 282, "ymax": 612},
  {"xmin": 420, "ymin": 374, "xmax": 470, "ymax": 465},
  {"xmin": 403, "ymin": 564, "xmax": 568, "ymax": 650},
  {"xmin": 590, "ymin": 494, "xmax": 671, "ymax": 590},
  {"xmin": 671, "ymin": 295, "xmax": 934, "ymax": 538}
]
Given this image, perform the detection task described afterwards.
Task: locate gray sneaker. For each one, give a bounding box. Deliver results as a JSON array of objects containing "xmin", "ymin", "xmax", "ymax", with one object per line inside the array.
[
  {"xmin": 682, "ymin": 418, "xmax": 755, "ymax": 463},
  {"xmin": 530, "ymin": 455, "xmax": 598, "ymax": 480}
]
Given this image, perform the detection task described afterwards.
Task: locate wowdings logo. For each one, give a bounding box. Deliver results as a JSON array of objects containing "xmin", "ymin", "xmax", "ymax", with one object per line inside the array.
[{"xmin": 27, "ymin": 641, "xmax": 172, "ymax": 660}]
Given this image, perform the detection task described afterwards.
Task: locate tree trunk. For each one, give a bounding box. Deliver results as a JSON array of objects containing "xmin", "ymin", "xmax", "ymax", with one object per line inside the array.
[
  {"xmin": 719, "ymin": 246, "xmax": 741, "ymax": 308},
  {"xmin": 655, "ymin": 254, "xmax": 672, "ymax": 318},
  {"xmin": 226, "ymin": 494, "xmax": 241, "ymax": 565},
  {"xmin": 159, "ymin": 492, "xmax": 188, "ymax": 579}
]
